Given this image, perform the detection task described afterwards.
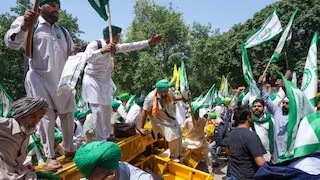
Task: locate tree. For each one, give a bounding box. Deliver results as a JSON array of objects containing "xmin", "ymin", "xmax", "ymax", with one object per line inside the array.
[
  {"xmin": 112, "ymin": 0, "xmax": 189, "ymax": 94},
  {"xmin": 0, "ymin": 0, "xmax": 85, "ymax": 100}
]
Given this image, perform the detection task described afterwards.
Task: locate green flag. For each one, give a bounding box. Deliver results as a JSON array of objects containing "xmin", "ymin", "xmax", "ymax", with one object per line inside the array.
[
  {"xmin": 88, "ymin": 0, "xmax": 109, "ymax": 21},
  {"xmin": 0, "ymin": 84, "xmax": 14, "ymax": 118},
  {"xmin": 180, "ymin": 57, "xmax": 189, "ymax": 100},
  {"xmin": 192, "ymin": 84, "xmax": 215, "ymax": 111},
  {"xmin": 278, "ymin": 73, "xmax": 315, "ymax": 162},
  {"xmin": 269, "ymin": 9, "xmax": 299, "ymax": 63},
  {"xmin": 244, "ymin": 9, "xmax": 283, "ymax": 48},
  {"xmin": 301, "ymin": 33, "xmax": 318, "ymax": 106}
]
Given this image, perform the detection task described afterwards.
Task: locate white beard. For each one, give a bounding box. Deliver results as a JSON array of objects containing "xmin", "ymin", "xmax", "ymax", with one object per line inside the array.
[{"xmin": 20, "ymin": 125, "xmax": 36, "ymax": 135}]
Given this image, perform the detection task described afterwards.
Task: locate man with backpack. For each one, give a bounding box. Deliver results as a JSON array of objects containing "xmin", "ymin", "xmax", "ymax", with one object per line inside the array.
[
  {"xmin": 81, "ymin": 25, "xmax": 162, "ymax": 142},
  {"xmin": 4, "ymin": 0, "xmax": 77, "ymax": 171}
]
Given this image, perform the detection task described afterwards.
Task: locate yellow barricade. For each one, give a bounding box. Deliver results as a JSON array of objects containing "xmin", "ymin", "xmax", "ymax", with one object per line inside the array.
[
  {"xmin": 35, "ymin": 132, "xmax": 156, "ymax": 179},
  {"xmin": 131, "ymin": 155, "xmax": 214, "ymax": 180},
  {"xmin": 180, "ymin": 148, "xmax": 204, "ymax": 168}
]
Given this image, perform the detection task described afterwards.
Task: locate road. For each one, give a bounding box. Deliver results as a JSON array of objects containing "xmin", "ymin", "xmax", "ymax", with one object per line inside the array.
[{"xmin": 196, "ymin": 157, "xmax": 228, "ymax": 180}]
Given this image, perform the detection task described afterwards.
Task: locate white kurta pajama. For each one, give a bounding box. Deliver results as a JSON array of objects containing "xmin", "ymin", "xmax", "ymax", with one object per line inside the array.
[
  {"xmin": 5, "ymin": 16, "xmax": 76, "ymax": 158},
  {"xmin": 82, "ymin": 39, "xmax": 149, "ymax": 141},
  {"xmin": 143, "ymin": 90, "xmax": 182, "ymax": 158},
  {"xmin": 126, "ymin": 103, "xmax": 142, "ymax": 127}
]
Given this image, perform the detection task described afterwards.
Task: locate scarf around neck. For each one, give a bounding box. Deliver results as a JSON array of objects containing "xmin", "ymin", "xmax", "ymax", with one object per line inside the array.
[{"xmin": 252, "ymin": 113, "xmax": 274, "ymax": 154}]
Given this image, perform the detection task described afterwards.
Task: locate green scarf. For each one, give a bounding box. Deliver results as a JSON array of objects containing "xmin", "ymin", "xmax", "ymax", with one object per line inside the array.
[{"xmin": 252, "ymin": 113, "xmax": 274, "ymax": 154}]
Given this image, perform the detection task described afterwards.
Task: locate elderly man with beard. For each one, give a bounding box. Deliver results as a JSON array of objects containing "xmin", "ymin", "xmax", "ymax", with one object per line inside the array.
[
  {"xmin": 259, "ymin": 75, "xmax": 289, "ymax": 163},
  {"xmin": 0, "ymin": 97, "xmax": 48, "ymax": 180},
  {"xmin": 251, "ymin": 99, "xmax": 275, "ymax": 162},
  {"xmin": 5, "ymin": 0, "xmax": 78, "ymax": 170},
  {"xmin": 139, "ymin": 79, "xmax": 183, "ymax": 162}
]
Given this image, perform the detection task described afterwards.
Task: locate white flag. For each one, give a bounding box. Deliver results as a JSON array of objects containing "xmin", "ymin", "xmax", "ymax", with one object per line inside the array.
[
  {"xmin": 244, "ymin": 10, "xmax": 282, "ymax": 48},
  {"xmin": 301, "ymin": 33, "xmax": 318, "ymax": 106}
]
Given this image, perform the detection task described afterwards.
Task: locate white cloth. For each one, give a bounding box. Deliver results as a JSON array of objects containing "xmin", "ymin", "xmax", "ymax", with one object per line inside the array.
[
  {"xmin": 90, "ymin": 103, "xmax": 112, "ymax": 141},
  {"xmin": 82, "ymin": 113, "xmax": 96, "ymax": 143},
  {"xmin": 143, "ymin": 90, "xmax": 181, "ymax": 142},
  {"xmin": 289, "ymin": 157, "xmax": 320, "ymax": 175},
  {"xmin": 273, "ymin": 87, "xmax": 286, "ymax": 107},
  {"xmin": 5, "ymin": 16, "xmax": 76, "ymax": 158},
  {"xmin": 74, "ymin": 120, "xmax": 83, "ymax": 138},
  {"xmin": 111, "ymin": 111, "xmax": 121, "ymax": 124},
  {"xmin": 199, "ymin": 108, "xmax": 210, "ymax": 118},
  {"xmin": 117, "ymin": 104, "xmax": 128, "ymax": 120},
  {"xmin": 253, "ymin": 115, "xmax": 275, "ymax": 162},
  {"xmin": 126, "ymin": 104, "xmax": 142, "ymax": 127},
  {"xmin": 82, "ymin": 39, "xmax": 149, "ymax": 105},
  {"xmin": 175, "ymin": 101, "xmax": 186, "ymax": 126}
]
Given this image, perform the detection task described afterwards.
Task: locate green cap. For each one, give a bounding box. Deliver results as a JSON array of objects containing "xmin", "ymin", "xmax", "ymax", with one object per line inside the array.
[
  {"xmin": 40, "ymin": 0, "xmax": 60, "ymax": 7},
  {"xmin": 118, "ymin": 93, "xmax": 130, "ymax": 101},
  {"xmin": 155, "ymin": 79, "xmax": 172, "ymax": 91},
  {"xmin": 103, "ymin": 26, "xmax": 122, "ymax": 39},
  {"xmin": 111, "ymin": 101, "xmax": 121, "ymax": 110}
]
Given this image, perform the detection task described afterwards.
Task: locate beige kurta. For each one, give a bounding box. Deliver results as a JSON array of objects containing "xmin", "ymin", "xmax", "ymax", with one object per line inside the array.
[
  {"xmin": 182, "ymin": 117, "xmax": 207, "ymax": 149},
  {"xmin": 143, "ymin": 90, "xmax": 181, "ymax": 142},
  {"xmin": 0, "ymin": 118, "xmax": 36, "ymax": 180}
]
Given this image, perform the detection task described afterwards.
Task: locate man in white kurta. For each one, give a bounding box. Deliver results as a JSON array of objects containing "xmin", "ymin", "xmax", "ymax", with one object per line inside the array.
[
  {"xmin": 82, "ymin": 25, "xmax": 162, "ymax": 141},
  {"xmin": 140, "ymin": 79, "xmax": 183, "ymax": 162},
  {"xmin": 4, "ymin": 0, "xmax": 76, "ymax": 170},
  {"xmin": 117, "ymin": 92, "xmax": 130, "ymax": 121},
  {"xmin": 126, "ymin": 97, "xmax": 145, "ymax": 127}
]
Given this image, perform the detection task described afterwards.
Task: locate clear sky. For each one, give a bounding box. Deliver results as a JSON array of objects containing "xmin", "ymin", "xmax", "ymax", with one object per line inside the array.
[{"xmin": 1, "ymin": 0, "xmax": 278, "ymax": 41}]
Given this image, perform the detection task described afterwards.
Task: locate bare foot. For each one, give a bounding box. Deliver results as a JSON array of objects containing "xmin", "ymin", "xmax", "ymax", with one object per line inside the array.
[{"xmin": 43, "ymin": 158, "xmax": 62, "ymax": 171}]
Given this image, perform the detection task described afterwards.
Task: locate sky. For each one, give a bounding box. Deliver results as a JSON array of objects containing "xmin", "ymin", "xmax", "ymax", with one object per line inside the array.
[{"xmin": 1, "ymin": 0, "xmax": 278, "ymax": 41}]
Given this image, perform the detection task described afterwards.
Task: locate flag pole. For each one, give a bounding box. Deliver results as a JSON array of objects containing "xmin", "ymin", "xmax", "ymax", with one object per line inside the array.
[
  {"xmin": 106, "ymin": 3, "xmax": 115, "ymax": 71},
  {"xmin": 25, "ymin": 0, "xmax": 40, "ymax": 58}
]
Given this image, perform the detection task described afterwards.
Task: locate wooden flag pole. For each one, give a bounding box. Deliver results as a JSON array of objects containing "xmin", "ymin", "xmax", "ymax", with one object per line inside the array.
[
  {"xmin": 106, "ymin": 3, "xmax": 115, "ymax": 71},
  {"xmin": 284, "ymin": 52, "xmax": 289, "ymax": 70},
  {"xmin": 25, "ymin": 0, "xmax": 40, "ymax": 58},
  {"xmin": 262, "ymin": 61, "xmax": 271, "ymax": 78}
]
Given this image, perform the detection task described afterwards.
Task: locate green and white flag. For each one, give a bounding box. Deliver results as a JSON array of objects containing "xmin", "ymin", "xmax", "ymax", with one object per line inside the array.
[
  {"xmin": 269, "ymin": 9, "xmax": 299, "ymax": 63},
  {"xmin": 244, "ymin": 9, "xmax": 283, "ymax": 48},
  {"xmin": 88, "ymin": 0, "xmax": 109, "ymax": 21},
  {"xmin": 291, "ymin": 71, "xmax": 297, "ymax": 87},
  {"xmin": 192, "ymin": 84, "xmax": 215, "ymax": 111},
  {"xmin": 241, "ymin": 44, "xmax": 255, "ymax": 84},
  {"xmin": 76, "ymin": 96, "xmax": 90, "ymax": 113},
  {"xmin": 292, "ymin": 112, "xmax": 320, "ymax": 159},
  {"xmin": 301, "ymin": 33, "xmax": 318, "ymax": 106},
  {"xmin": 0, "ymin": 84, "xmax": 13, "ymax": 118},
  {"xmin": 125, "ymin": 95, "xmax": 136, "ymax": 112},
  {"xmin": 279, "ymin": 74, "xmax": 315, "ymax": 162},
  {"xmin": 180, "ymin": 57, "xmax": 189, "ymax": 100}
]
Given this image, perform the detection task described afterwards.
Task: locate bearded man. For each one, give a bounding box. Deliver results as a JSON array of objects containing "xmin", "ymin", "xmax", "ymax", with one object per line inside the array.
[
  {"xmin": 5, "ymin": 0, "xmax": 78, "ymax": 170},
  {"xmin": 251, "ymin": 99, "xmax": 275, "ymax": 162},
  {"xmin": 0, "ymin": 97, "xmax": 48, "ymax": 180}
]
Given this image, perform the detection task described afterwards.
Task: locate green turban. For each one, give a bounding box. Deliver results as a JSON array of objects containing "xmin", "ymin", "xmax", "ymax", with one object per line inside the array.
[
  {"xmin": 119, "ymin": 93, "xmax": 130, "ymax": 101},
  {"xmin": 174, "ymin": 90, "xmax": 180, "ymax": 95},
  {"xmin": 135, "ymin": 97, "xmax": 145, "ymax": 106},
  {"xmin": 74, "ymin": 141, "xmax": 121, "ymax": 178},
  {"xmin": 74, "ymin": 109, "xmax": 80, "ymax": 118},
  {"xmin": 54, "ymin": 132, "xmax": 62, "ymax": 143},
  {"xmin": 103, "ymin": 26, "xmax": 122, "ymax": 39},
  {"xmin": 224, "ymin": 97, "xmax": 232, "ymax": 105},
  {"xmin": 40, "ymin": 0, "xmax": 60, "ymax": 7},
  {"xmin": 209, "ymin": 113, "xmax": 217, "ymax": 119},
  {"xmin": 155, "ymin": 79, "xmax": 172, "ymax": 91},
  {"xmin": 111, "ymin": 101, "xmax": 121, "ymax": 110},
  {"xmin": 75, "ymin": 109, "xmax": 92, "ymax": 121}
]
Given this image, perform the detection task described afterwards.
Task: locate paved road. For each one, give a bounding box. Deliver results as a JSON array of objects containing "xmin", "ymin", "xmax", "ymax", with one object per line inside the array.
[{"xmin": 196, "ymin": 157, "xmax": 228, "ymax": 180}]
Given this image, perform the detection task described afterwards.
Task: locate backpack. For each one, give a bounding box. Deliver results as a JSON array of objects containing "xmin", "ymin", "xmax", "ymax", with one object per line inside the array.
[
  {"xmin": 96, "ymin": 40, "xmax": 102, "ymax": 49},
  {"xmin": 24, "ymin": 22, "xmax": 70, "ymax": 75}
]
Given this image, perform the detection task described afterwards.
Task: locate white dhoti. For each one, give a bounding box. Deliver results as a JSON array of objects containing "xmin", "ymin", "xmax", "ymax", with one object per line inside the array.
[
  {"xmin": 90, "ymin": 103, "xmax": 112, "ymax": 141},
  {"xmin": 25, "ymin": 70, "xmax": 76, "ymax": 158}
]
